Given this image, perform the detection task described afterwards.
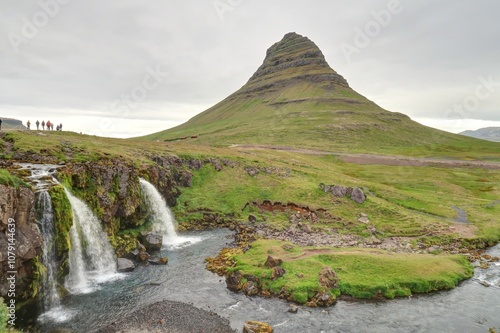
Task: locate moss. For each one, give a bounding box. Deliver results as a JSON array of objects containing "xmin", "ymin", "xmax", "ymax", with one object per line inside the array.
[
  {"xmin": 48, "ymin": 185, "xmax": 73, "ymax": 281},
  {"xmin": 26, "ymin": 257, "xmax": 45, "ymax": 301},
  {"xmin": 0, "ymin": 170, "xmax": 30, "ymax": 188}
]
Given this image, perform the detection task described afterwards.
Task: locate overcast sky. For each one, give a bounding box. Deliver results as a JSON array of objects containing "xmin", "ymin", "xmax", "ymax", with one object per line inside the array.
[{"xmin": 1, "ymin": 0, "xmax": 500, "ymax": 138}]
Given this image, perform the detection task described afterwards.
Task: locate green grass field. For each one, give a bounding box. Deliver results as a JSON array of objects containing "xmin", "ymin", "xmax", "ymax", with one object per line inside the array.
[{"xmin": 224, "ymin": 239, "xmax": 473, "ymax": 303}]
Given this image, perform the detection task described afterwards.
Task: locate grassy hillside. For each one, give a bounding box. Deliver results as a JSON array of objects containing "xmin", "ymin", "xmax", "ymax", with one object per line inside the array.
[{"xmin": 139, "ymin": 33, "xmax": 500, "ymax": 159}]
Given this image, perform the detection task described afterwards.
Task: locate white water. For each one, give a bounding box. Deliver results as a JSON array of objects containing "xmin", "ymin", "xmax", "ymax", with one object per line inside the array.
[
  {"xmin": 64, "ymin": 189, "xmax": 120, "ymax": 294},
  {"xmin": 37, "ymin": 191, "xmax": 70, "ymax": 322},
  {"xmin": 139, "ymin": 178, "xmax": 202, "ymax": 250}
]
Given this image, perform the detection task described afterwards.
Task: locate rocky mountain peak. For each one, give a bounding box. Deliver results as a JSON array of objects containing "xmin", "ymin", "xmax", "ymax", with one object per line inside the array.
[{"xmin": 246, "ymin": 32, "xmax": 348, "ymax": 89}]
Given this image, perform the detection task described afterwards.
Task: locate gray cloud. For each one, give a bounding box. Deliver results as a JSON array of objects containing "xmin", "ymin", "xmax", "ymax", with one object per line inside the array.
[{"xmin": 1, "ymin": 0, "xmax": 499, "ymax": 137}]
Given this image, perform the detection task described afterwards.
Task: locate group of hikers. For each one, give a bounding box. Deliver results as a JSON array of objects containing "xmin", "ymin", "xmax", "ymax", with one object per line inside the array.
[{"xmin": 26, "ymin": 120, "xmax": 63, "ymax": 131}]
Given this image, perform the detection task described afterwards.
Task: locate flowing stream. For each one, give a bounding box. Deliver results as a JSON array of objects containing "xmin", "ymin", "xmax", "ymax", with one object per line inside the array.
[
  {"xmin": 64, "ymin": 189, "xmax": 120, "ymax": 294},
  {"xmin": 16, "ymin": 165, "xmax": 500, "ymax": 332},
  {"xmin": 35, "ymin": 228, "xmax": 500, "ymax": 333}
]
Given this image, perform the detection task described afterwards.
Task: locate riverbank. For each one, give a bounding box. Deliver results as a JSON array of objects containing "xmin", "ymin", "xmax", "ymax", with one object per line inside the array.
[{"xmin": 97, "ymin": 300, "xmax": 236, "ymax": 333}]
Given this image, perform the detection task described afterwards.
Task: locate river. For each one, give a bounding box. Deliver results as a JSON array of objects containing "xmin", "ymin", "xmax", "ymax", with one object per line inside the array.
[{"xmin": 32, "ymin": 228, "xmax": 500, "ymax": 333}]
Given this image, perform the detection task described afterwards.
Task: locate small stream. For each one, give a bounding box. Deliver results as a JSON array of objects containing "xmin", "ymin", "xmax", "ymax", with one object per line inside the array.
[{"xmin": 35, "ymin": 229, "xmax": 500, "ymax": 333}]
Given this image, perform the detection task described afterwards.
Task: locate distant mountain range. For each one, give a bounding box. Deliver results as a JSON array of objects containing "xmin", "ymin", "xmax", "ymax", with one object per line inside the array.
[
  {"xmin": 0, "ymin": 117, "xmax": 26, "ymax": 130},
  {"xmin": 460, "ymin": 127, "xmax": 500, "ymax": 142}
]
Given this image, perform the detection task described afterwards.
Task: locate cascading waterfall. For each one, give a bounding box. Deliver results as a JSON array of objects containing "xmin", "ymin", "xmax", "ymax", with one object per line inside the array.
[
  {"xmin": 139, "ymin": 178, "xmax": 202, "ymax": 249},
  {"xmin": 64, "ymin": 189, "xmax": 118, "ymax": 294},
  {"xmin": 36, "ymin": 191, "xmax": 61, "ymax": 311}
]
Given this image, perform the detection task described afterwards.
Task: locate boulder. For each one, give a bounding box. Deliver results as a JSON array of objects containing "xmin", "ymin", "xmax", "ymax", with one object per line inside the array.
[
  {"xmin": 243, "ymin": 321, "xmax": 273, "ymax": 333},
  {"xmin": 148, "ymin": 257, "xmax": 168, "ymax": 265},
  {"xmin": 123, "ymin": 249, "xmax": 139, "ymax": 261},
  {"xmin": 144, "ymin": 234, "xmax": 163, "ymax": 252},
  {"xmin": 264, "ymin": 256, "xmax": 283, "ymax": 268},
  {"xmin": 137, "ymin": 252, "xmax": 151, "ymax": 262},
  {"xmin": 271, "ymin": 266, "xmax": 286, "ymax": 279},
  {"xmin": 350, "ymin": 187, "xmax": 366, "ymax": 204},
  {"xmin": 244, "ymin": 281, "xmax": 259, "ymax": 296},
  {"xmin": 117, "ymin": 258, "xmax": 135, "ymax": 272},
  {"xmin": 358, "ymin": 217, "xmax": 370, "ymax": 224},
  {"xmin": 318, "ymin": 267, "xmax": 338, "ymax": 289},
  {"xmin": 248, "ymin": 214, "xmax": 257, "ymax": 222},
  {"xmin": 331, "ymin": 185, "xmax": 348, "ymax": 197},
  {"xmin": 288, "ymin": 304, "xmax": 298, "ymax": 314},
  {"xmin": 226, "ymin": 271, "xmax": 243, "ymax": 291}
]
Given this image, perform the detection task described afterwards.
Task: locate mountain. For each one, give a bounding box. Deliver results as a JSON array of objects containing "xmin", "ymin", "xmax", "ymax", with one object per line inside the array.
[
  {"xmin": 142, "ymin": 32, "xmax": 499, "ymax": 156},
  {"xmin": 460, "ymin": 127, "xmax": 500, "ymax": 142},
  {"xmin": 0, "ymin": 117, "xmax": 26, "ymax": 130}
]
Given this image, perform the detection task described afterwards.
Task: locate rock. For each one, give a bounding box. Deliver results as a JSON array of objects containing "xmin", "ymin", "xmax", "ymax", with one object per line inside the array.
[
  {"xmin": 428, "ymin": 246, "xmax": 441, "ymax": 253},
  {"xmin": 318, "ymin": 267, "xmax": 339, "ymax": 289},
  {"xmin": 117, "ymin": 258, "xmax": 135, "ymax": 272},
  {"xmin": 271, "ymin": 266, "xmax": 286, "ymax": 279},
  {"xmin": 360, "ymin": 212, "xmax": 368, "ymax": 218},
  {"xmin": 137, "ymin": 242, "xmax": 147, "ymax": 253},
  {"xmin": 123, "ymin": 249, "xmax": 139, "ymax": 261},
  {"xmin": 137, "ymin": 252, "xmax": 151, "ymax": 262},
  {"xmin": 358, "ymin": 217, "xmax": 370, "ymax": 224},
  {"xmin": 143, "ymin": 234, "xmax": 163, "ymax": 252},
  {"xmin": 248, "ymin": 214, "xmax": 257, "ymax": 222},
  {"xmin": 350, "ymin": 187, "xmax": 366, "ymax": 204},
  {"xmin": 323, "ymin": 185, "xmax": 332, "ymax": 193},
  {"xmin": 315, "ymin": 291, "xmax": 336, "ymax": 307},
  {"xmin": 264, "ymin": 256, "xmax": 283, "ymax": 268},
  {"xmin": 480, "ymin": 281, "xmax": 491, "ymax": 287},
  {"xmin": 148, "ymin": 257, "xmax": 168, "ymax": 265},
  {"xmin": 256, "ymin": 230, "xmax": 266, "ymax": 239},
  {"xmin": 331, "ymin": 185, "xmax": 348, "ymax": 197},
  {"xmin": 245, "ymin": 167, "xmax": 260, "ymax": 177},
  {"xmin": 244, "ymin": 281, "xmax": 259, "ymax": 296},
  {"xmin": 482, "ymin": 254, "xmax": 492, "ymax": 260},
  {"xmin": 243, "ymin": 321, "xmax": 273, "ymax": 333},
  {"xmin": 303, "ymin": 224, "xmax": 312, "ymax": 233},
  {"xmin": 226, "ymin": 271, "xmax": 243, "ymax": 291},
  {"xmin": 288, "ymin": 304, "xmax": 298, "ymax": 313}
]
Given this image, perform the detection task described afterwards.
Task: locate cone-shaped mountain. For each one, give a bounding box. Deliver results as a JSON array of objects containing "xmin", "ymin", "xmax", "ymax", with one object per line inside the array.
[{"xmin": 143, "ymin": 33, "xmax": 498, "ymax": 155}]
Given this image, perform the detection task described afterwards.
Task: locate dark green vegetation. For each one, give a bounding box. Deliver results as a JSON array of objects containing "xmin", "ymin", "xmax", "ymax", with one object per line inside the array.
[
  {"xmin": 225, "ymin": 239, "xmax": 473, "ymax": 303},
  {"xmin": 141, "ymin": 33, "xmax": 500, "ymax": 160}
]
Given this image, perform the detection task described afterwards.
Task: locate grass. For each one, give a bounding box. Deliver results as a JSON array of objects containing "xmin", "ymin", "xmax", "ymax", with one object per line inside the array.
[
  {"xmin": 5, "ymin": 130, "xmax": 500, "ymax": 244},
  {"xmin": 0, "ymin": 169, "xmax": 29, "ymax": 188},
  {"xmin": 227, "ymin": 239, "xmax": 473, "ymax": 303}
]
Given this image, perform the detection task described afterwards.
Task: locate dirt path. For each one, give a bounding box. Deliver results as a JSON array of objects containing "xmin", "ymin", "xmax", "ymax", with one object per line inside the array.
[{"xmin": 230, "ymin": 144, "xmax": 500, "ymax": 169}]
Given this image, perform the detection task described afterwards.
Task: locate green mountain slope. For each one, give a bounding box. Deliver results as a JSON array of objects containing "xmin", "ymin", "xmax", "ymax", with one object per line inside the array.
[{"xmin": 141, "ymin": 33, "xmax": 499, "ymax": 158}]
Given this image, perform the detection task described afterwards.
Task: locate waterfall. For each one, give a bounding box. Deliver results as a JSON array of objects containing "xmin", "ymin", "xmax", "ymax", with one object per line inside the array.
[
  {"xmin": 139, "ymin": 178, "xmax": 202, "ymax": 249},
  {"xmin": 36, "ymin": 191, "xmax": 61, "ymax": 311},
  {"xmin": 64, "ymin": 189, "xmax": 118, "ymax": 294}
]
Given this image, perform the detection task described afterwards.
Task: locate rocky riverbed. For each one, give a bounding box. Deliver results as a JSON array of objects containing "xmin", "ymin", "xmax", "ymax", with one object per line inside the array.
[{"xmin": 97, "ymin": 300, "xmax": 236, "ymax": 333}]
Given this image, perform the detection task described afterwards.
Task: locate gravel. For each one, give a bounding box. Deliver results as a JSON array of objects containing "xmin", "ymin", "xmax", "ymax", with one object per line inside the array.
[{"xmin": 97, "ymin": 300, "xmax": 237, "ymax": 333}]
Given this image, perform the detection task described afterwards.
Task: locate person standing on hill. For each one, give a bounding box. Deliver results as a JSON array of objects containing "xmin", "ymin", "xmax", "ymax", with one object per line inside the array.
[
  {"xmin": 27, "ymin": 120, "xmax": 31, "ymax": 129},
  {"xmin": 42, "ymin": 120, "xmax": 45, "ymax": 130},
  {"xmin": 36, "ymin": 120, "xmax": 40, "ymax": 130},
  {"xmin": 0, "ymin": 119, "xmax": 2, "ymax": 131}
]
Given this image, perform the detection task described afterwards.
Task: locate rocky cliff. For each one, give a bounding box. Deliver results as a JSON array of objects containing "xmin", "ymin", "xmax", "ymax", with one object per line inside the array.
[{"xmin": 0, "ymin": 184, "xmax": 43, "ymax": 300}]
